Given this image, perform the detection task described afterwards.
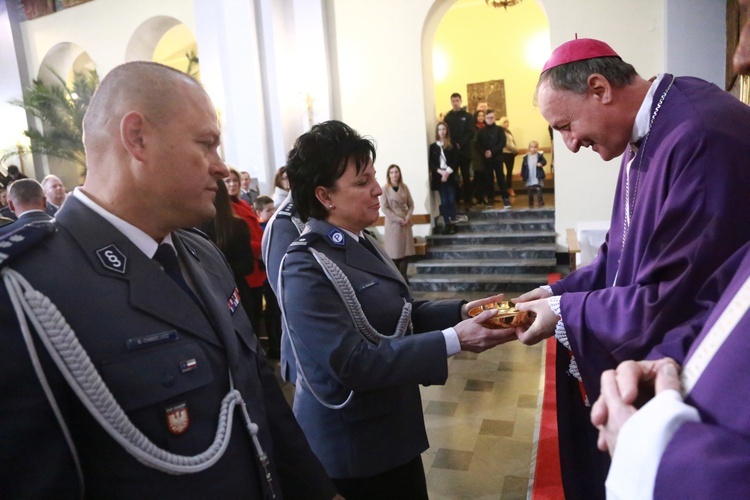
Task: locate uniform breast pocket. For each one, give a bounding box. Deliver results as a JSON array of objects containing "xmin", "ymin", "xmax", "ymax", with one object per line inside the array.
[{"xmin": 100, "ymin": 341, "xmax": 214, "ymax": 412}]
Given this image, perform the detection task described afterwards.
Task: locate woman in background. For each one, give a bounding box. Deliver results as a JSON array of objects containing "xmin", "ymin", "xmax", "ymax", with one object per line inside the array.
[
  {"xmin": 380, "ymin": 164, "xmax": 415, "ymax": 282},
  {"xmin": 272, "ymin": 166, "xmax": 290, "ymax": 207},
  {"xmin": 224, "ymin": 167, "xmax": 266, "ymax": 335},
  {"xmin": 500, "ymin": 116, "xmax": 519, "ymax": 197},
  {"xmin": 201, "ymin": 179, "xmax": 255, "ymax": 320},
  {"xmin": 428, "ymin": 121, "xmax": 459, "ymax": 234}
]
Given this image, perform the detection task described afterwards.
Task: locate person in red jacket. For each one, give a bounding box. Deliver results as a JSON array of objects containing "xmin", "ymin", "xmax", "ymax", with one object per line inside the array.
[{"xmin": 224, "ymin": 167, "xmax": 266, "ymax": 335}]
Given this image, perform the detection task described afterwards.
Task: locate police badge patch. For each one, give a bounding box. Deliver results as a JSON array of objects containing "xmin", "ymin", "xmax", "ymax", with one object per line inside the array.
[
  {"xmin": 165, "ymin": 402, "xmax": 190, "ymax": 435},
  {"xmin": 327, "ymin": 228, "xmax": 346, "ymax": 246},
  {"xmin": 96, "ymin": 244, "xmax": 127, "ymax": 274}
]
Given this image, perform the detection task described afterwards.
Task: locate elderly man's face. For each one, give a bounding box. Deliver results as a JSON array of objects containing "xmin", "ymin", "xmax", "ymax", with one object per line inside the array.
[
  {"xmin": 44, "ymin": 177, "xmax": 66, "ymax": 206},
  {"xmin": 537, "ymin": 81, "xmax": 629, "ymax": 162},
  {"xmin": 147, "ymin": 82, "xmax": 229, "ymax": 228}
]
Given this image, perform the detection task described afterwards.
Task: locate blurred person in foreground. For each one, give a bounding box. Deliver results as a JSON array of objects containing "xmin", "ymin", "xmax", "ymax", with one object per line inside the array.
[
  {"xmin": 277, "ymin": 119, "xmax": 516, "ymax": 499},
  {"xmin": 513, "ymin": 37, "xmax": 750, "ymax": 499}
]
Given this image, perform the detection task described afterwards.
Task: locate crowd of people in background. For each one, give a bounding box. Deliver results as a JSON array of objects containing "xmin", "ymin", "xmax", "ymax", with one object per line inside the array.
[{"xmin": 432, "ymin": 92, "xmax": 548, "ymax": 228}]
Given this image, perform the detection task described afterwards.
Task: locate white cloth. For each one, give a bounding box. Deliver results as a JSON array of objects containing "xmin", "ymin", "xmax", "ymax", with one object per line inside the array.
[
  {"xmin": 272, "ymin": 187, "xmax": 289, "ymax": 207},
  {"xmin": 606, "ymin": 389, "xmax": 700, "ymax": 500}
]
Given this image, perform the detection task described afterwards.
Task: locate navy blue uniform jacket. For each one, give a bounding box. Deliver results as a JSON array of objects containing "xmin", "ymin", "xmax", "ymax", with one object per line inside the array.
[
  {"xmin": 0, "ymin": 196, "xmax": 335, "ymax": 499},
  {"xmin": 280, "ymin": 218, "xmax": 464, "ymax": 479}
]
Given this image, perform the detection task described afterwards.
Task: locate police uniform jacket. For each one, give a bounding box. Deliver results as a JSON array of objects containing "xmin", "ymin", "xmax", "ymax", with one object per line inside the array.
[
  {"xmin": 279, "ymin": 218, "xmax": 464, "ymax": 479},
  {"xmin": 0, "ymin": 196, "xmax": 336, "ymax": 499},
  {"xmin": 0, "ymin": 209, "xmax": 52, "ymax": 237},
  {"xmin": 261, "ymin": 192, "xmax": 302, "ymax": 383}
]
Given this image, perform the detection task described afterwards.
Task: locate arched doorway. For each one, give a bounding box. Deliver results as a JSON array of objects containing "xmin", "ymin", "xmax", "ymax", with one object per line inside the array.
[
  {"xmin": 125, "ymin": 16, "xmax": 198, "ymax": 76},
  {"xmin": 424, "ymin": 0, "xmax": 551, "ymax": 214},
  {"xmin": 36, "ymin": 42, "xmax": 96, "ymax": 186}
]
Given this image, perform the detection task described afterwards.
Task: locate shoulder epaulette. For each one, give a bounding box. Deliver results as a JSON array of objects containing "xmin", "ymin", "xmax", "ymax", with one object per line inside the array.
[
  {"xmin": 276, "ymin": 200, "xmax": 296, "ymax": 219},
  {"xmin": 0, "ymin": 221, "xmax": 56, "ymax": 268},
  {"xmin": 287, "ymin": 231, "xmax": 322, "ymax": 253}
]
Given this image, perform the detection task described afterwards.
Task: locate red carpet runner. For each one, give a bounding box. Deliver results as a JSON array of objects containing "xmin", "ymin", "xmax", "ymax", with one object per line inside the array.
[{"xmin": 531, "ymin": 273, "xmax": 564, "ymax": 499}]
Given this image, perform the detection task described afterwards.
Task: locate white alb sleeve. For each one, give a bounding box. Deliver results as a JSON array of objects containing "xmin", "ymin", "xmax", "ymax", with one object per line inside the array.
[{"xmin": 606, "ymin": 389, "xmax": 700, "ymax": 500}]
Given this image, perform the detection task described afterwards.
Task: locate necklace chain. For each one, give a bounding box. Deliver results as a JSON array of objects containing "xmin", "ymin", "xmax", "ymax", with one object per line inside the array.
[{"xmin": 621, "ymin": 75, "xmax": 676, "ymax": 259}]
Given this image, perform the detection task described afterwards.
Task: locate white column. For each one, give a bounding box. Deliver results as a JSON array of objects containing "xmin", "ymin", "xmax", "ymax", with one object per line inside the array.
[{"xmin": 193, "ymin": 0, "xmax": 272, "ymax": 192}]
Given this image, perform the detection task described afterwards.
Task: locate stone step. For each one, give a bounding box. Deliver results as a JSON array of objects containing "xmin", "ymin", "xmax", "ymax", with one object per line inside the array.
[
  {"xmin": 408, "ymin": 273, "xmax": 549, "ymax": 293},
  {"xmin": 427, "ymin": 230, "xmax": 556, "ymax": 246},
  {"xmin": 412, "ymin": 258, "xmax": 556, "ymax": 275},
  {"xmin": 425, "ymin": 243, "xmax": 556, "ymax": 260},
  {"xmin": 454, "ymin": 218, "xmax": 555, "ymax": 233},
  {"xmin": 464, "ymin": 207, "xmax": 554, "ymax": 221}
]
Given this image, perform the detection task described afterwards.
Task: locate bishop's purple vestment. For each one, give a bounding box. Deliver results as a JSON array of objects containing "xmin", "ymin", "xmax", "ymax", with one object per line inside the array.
[
  {"xmin": 550, "ymin": 75, "xmax": 750, "ymax": 499},
  {"xmin": 552, "ymin": 75, "xmax": 750, "ymax": 400}
]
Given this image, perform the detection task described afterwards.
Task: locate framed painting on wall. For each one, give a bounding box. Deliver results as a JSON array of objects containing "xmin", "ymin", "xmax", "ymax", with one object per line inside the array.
[{"xmin": 467, "ymin": 79, "xmax": 507, "ymax": 116}]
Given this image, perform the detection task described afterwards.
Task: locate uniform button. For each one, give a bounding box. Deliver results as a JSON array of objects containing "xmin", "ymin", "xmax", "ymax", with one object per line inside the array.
[{"xmin": 161, "ymin": 373, "xmax": 175, "ymax": 387}]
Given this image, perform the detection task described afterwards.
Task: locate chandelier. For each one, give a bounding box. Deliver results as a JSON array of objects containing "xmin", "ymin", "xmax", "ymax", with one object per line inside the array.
[{"xmin": 485, "ymin": 0, "xmax": 523, "ymax": 9}]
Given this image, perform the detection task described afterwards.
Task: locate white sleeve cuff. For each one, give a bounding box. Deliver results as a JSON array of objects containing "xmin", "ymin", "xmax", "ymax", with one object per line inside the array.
[
  {"xmin": 540, "ymin": 285, "xmax": 553, "ymax": 294},
  {"xmin": 443, "ymin": 327, "xmax": 460, "ymax": 357},
  {"xmin": 606, "ymin": 389, "xmax": 701, "ymax": 500}
]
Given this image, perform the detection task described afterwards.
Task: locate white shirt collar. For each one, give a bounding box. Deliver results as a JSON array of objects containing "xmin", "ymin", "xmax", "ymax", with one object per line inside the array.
[
  {"xmin": 73, "ymin": 188, "xmax": 173, "ymax": 258},
  {"xmin": 340, "ymin": 227, "xmax": 363, "ymax": 241},
  {"xmin": 19, "ymin": 209, "xmax": 46, "ymax": 217},
  {"xmin": 631, "ymin": 73, "xmax": 666, "ymax": 145}
]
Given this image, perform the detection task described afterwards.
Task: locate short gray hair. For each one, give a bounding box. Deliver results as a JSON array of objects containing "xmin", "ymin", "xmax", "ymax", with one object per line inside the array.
[{"xmin": 537, "ymin": 56, "xmax": 638, "ymax": 95}]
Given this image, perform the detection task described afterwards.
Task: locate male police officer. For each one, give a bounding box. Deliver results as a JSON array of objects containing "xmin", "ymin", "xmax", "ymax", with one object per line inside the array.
[{"xmin": 0, "ymin": 61, "xmax": 337, "ymax": 499}]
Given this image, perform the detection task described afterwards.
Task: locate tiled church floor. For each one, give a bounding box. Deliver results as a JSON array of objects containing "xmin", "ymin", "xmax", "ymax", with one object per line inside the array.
[{"xmin": 420, "ymin": 332, "xmax": 545, "ymax": 499}]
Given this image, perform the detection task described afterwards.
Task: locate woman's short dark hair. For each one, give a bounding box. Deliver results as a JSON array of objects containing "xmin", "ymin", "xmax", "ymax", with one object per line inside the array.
[
  {"xmin": 286, "ymin": 120, "xmax": 376, "ymax": 221},
  {"xmin": 537, "ymin": 56, "xmax": 637, "ymax": 95}
]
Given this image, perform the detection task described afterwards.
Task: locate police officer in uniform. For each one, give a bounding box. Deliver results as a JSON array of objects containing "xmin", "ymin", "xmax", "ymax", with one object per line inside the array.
[{"xmin": 0, "ymin": 61, "xmax": 338, "ymax": 499}]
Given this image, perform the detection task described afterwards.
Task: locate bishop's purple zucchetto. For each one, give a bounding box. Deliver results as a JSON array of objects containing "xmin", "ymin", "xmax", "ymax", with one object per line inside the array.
[{"xmin": 542, "ymin": 37, "xmax": 620, "ymax": 73}]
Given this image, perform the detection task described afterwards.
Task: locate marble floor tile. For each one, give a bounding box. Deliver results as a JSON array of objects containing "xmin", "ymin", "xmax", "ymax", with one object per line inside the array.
[
  {"xmin": 426, "ymin": 400, "xmax": 459, "ymax": 416},
  {"xmin": 502, "ymin": 475, "xmax": 532, "ymax": 500},
  {"xmin": 465, "ymin": 379, "xmax": 495, "ymax": 392},
  {"xmin": 479, "ymin": 419, "xmax": 515, "ymax": 437},
  {"xmin": 432, "ymin": 448, "xmax": 474, "ymax": 471},
  {"xmin": 518, "ymin": 394, "xmax": 539, "ymax": 408}
]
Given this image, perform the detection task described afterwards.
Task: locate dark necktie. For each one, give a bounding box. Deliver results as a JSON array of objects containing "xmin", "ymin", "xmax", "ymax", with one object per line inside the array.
[
  {"xmin": 153, "ymin": 243, "xmax": 202, "ymax": 307},
  {"xmin": 359, "ymin": 236, "xmax": 382, "ymax": 261}
]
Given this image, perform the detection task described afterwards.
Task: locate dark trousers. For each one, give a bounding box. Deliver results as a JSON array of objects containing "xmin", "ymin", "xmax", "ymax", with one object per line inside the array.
[
  {"xmin": 473, "ymin": 170, "xmax": 491, "ymax": 203},
  {"xmin": 332, "ymin": 456, "xmax": 428, "ymax": 500},
  {"xmin": 556, "ymin": 346, "xmax": 609, "ymax": 500},
  {"xmin": 439, "ymin": 183, "xmax": 457, "ymax": 224},
  {"xmin": 457, "ymin": 155, "xmax": 473, "ymax": 204},
  {"xmin": 503, "ymin": 153, "xmax": 516, "ymax": 191},
  {"xmin": 528, "ymin": 185, "xmax": 544, "ymax": 206},
  {"xmin": 489, "ymin": 161, "xmax": 509, "ymax": 200}
]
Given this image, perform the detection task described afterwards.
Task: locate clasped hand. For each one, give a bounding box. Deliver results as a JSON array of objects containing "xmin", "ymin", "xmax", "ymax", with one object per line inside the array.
[{"xmin": 590, "ymin": 358, "xmax": 681, "ymax": 455}]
